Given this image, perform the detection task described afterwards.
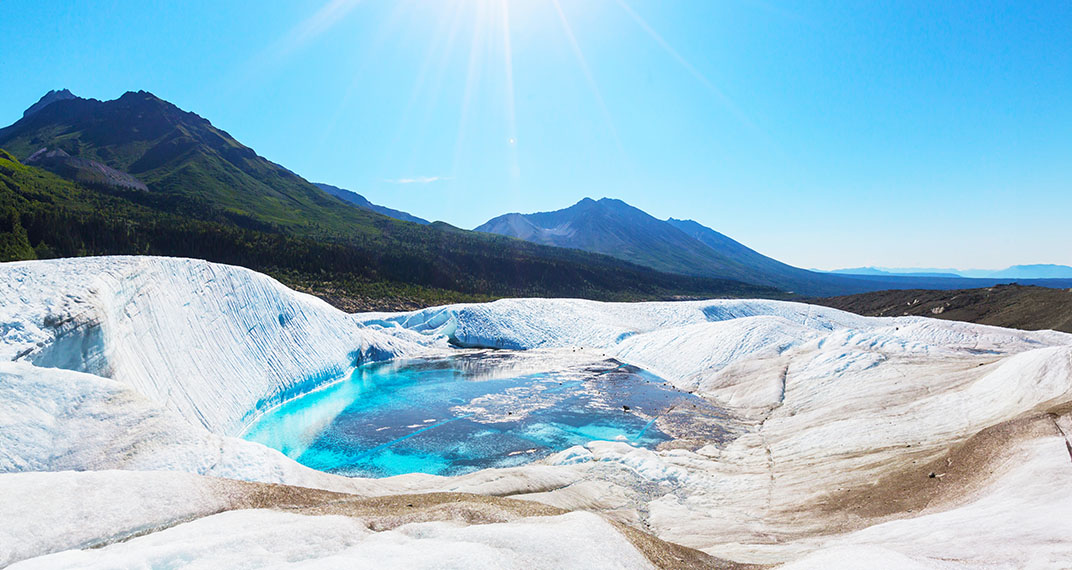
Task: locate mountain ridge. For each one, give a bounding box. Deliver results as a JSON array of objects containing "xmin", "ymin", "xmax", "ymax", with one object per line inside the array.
[
  {"xmin": 313, "ymin": 182, "xmax": 429, "ymax": 225},
  {"xmin": 477, "ymin": 197, "xmax": 765, "ymax": 278},
  {"xmin": 21, "ymin": 88, "xmax": 77, "ymax": 119},
  {"xmin": 0, "ymin": 89, "xmax": 380, "ymax": 233},
  {"xmin": 474, "ymin": 198, "xmax": 1072, "ymax": 296},
  {"xmin": 829, "ymin": 264, "xmax": 1072, "ymax": 279},
  {"xmin": 828, "ymin": 267, "xmax": 963, "ymax": 278},
  {"xmin": 477, "ymin": 197, "xmax": 874, "ymax": 295},
  {"xmin": 0, "ymin": 90, "xmax": 779, "ymax": 307},
  {"xmin": 8, "ymin": 89, "xmax": 1068, "ymax": 305}
]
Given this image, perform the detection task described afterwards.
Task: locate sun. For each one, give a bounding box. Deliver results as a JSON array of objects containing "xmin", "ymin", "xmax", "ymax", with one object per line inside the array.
[{"xmin": 268, "ymin": 0, "xmax": 749, "ymax": 189}]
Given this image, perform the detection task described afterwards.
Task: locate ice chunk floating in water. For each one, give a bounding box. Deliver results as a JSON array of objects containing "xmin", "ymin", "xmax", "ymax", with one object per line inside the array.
[{"xmin": 243, "ymin": 351, "xmax": 724, "ymax": 477}]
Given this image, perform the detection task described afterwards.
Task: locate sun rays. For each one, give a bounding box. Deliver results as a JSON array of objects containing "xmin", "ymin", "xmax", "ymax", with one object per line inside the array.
[
  {"xmin": 283, "ymin": 0, "xmax": 365, "ymax": 58},
  {"xmin": 256, "ymin": 0, "xmax": 765, "ymax": 188},
  {"xmin": 500, "ymin": 0, "xmax": 521, "ymax": 188},
  {"xmin": 452, "ymin": 0, "xmax": 491, "ymax": 180},
  {"xmin": 551, "ymin": 0, "xmax": 626, "ymax": 161},
  {"xmin": 611, "ymin": 0, "xmax": 763, "ymax": 137}
]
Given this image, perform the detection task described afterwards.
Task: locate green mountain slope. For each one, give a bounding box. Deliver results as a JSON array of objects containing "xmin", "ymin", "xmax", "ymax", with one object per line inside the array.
[{"xmin": 0, "ymin": 91, "xmax": 382, "ymax": 234}]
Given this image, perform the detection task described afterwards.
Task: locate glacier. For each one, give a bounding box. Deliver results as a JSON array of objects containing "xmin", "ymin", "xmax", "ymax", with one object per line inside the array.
[{"xmin": 3, "ymin": 256, "xmax": 1072, "ymax": 568}]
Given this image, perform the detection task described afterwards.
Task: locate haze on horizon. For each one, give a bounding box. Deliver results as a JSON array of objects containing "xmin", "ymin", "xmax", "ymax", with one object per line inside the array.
[{"xmin": 2, "ymin": 0, "xmax": 1069, "ymax": 270}]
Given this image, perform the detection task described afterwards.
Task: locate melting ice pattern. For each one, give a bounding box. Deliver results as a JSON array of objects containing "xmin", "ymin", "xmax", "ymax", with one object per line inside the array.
[{"xmin": 243, "ymin": 352, "xmax": 714, "ymax": 477}]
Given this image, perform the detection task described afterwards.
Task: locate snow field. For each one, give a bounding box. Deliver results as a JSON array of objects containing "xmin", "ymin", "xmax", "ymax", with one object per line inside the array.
[{"xmin": 3, "ymin": 256, "xmax": 1072, "ymax": 567}]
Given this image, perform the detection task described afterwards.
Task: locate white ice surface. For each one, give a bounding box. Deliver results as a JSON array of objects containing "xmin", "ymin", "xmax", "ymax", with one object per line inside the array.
[
  {"xmin": 368, "ymin": 294, "xmax": 1072, "ymax": 565},
  {"xmin": 0, "ymin": 256, "xmax": 420, "ymax": 434},
  {"xmin": 0, "ymin": 470, "xmax": 235, "ymax": 566},
  {"xmin": 0, "ymin": 361, "xmax": 369, "ymax": 489},
  {"xmin": 4, "ymin": 257, "xmax": 1072, "ymax": 568},
  {"xmin": 780, "ymin": 435, "xmax": 1072, "ymax": 569},
  {"xmin": 11, "ymin": 506, "xmax": 653, "ymax": 570},
  {"xmin": 360, "ymin": 297, "xmax": 1070, "ymax": 394}
]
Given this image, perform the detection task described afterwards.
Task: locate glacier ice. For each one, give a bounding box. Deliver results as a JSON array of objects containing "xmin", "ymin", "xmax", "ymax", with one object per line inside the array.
[{"xmin": 3, "ymin": 256, "xmax": 1072, "ymax": 568}]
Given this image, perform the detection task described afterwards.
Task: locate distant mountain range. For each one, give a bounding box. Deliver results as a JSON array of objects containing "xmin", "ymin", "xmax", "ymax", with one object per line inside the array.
[
  {"xmin": 0, "ymin": 89, "xmax": 777, "ymax": 307},
  {"xmin": 828, "ymin": 264, "xmax": 1072, "ymax": 280},
  {"xmin": 313, "ymin": 183, "xmax": 428, "ymax": 225},
  {"xmin": 475, "ymin": 197, "xmax": 856, "ymax": 295},
  {"xmin": 3, "ymin": 88, "xmax": 1070, "ymax": 306},
  {"xmin": 828, "ymin": 267, "xmax": 964, "ymax": 279},
  {"xmin": 475, "ymin": 198, "xmax": 1072, "ymax": 296}
]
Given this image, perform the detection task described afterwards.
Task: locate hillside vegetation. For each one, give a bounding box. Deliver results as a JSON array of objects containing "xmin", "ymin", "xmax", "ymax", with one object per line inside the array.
[{"xmin": 813, "ymin": 284, "xmax": 1072, "ymax": 333}]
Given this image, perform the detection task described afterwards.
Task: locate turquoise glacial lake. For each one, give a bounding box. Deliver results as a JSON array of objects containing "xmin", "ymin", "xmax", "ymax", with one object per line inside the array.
[{"xmin": 243, "ymin": 351, "xmax": 722, "ymax": 478}]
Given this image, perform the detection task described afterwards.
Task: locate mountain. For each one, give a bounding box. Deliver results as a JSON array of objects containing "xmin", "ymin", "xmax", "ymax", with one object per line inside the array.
[
  {"xmin": 0, "ymin": 89, "xmax": 383, "ymax": 233},
  {"xmin": 828, "ymin": 267, "xmax": 897, "ymax": 276},
  {"xmin": 474, "ymin": 198, "xmax": 1072, "ymax": 296},
  {"xmin": 475, "ymin": 197, "xmax": 745, "ymax": 276},
  {"xmin": 0, "ymin": 91, "xmax": 778, "ymax": 307},
  {"xmin": 828, "ymin": 267, "xmax": 962, "ymax": 278},
  {"xmin": 314, "ymin": 182, "xmax": 428, "ymax": 225},
  {"xmin": 476, "ymin": 198, "xmax": 875, "ymax": 295},
  {"xmin": 988, "ymin": 264, "xmax": 1072, "ymax": 279},
  {"xmin": 829, "ymin": 264, "xmax": 1072, "ymax": 280},
  {"xmin": 662, "ymin": 217, "xmax": 872, "ymax": 293}
]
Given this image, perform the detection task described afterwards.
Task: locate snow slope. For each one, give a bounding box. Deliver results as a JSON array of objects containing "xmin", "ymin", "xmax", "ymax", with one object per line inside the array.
[
  {"xmin": 780, "ymin": 425, "xmax": 1072, "ymax": 569},
  {"xmin": 363, "ymin": 297, "xmax": 1072, "ymax": 564},
  {"xmin": 13, "ymin": 508, "xmax": 652, "ymax": 570},
  {"xmin": 0, "ymin": 256, "xmax": 419, "ymax": 434},
  {"xmin": 0, "ymin": 361, "xmax": 369, "ymax": 489},
  {"xmin": 3, "ymin": 256, "xmax": 1072, "ymax": 568},
  {"xmin": 1, "ymin": 470, "xmax": 657, "ymax": 570}
]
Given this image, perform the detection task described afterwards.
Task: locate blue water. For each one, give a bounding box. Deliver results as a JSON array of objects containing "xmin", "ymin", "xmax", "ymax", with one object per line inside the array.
[{"xmin": 243, "ymin": 352, "xmax": 713, "ymax": 478}]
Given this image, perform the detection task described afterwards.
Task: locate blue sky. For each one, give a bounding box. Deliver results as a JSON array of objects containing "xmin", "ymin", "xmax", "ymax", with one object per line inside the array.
[{"xmin": 2, "ymin": 0, "xmax": 1070, "ymax": 269}]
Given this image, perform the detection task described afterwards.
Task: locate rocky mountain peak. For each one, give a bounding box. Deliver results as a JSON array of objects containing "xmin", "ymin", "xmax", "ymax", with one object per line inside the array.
[{"xmin": 22, "ymin": 89, "xmax": 78, "ymax": 119}]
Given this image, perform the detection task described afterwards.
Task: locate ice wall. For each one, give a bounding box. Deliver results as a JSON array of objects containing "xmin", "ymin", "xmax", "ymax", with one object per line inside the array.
[{"xmin": 1, "ymin": 257, "xmax": 420, "ymax": 434}]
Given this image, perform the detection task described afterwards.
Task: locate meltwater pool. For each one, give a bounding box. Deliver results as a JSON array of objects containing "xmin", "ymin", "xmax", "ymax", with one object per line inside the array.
[{"xmin": 243, "ymin": 351, "xmax": 726, "ymax": 478}]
